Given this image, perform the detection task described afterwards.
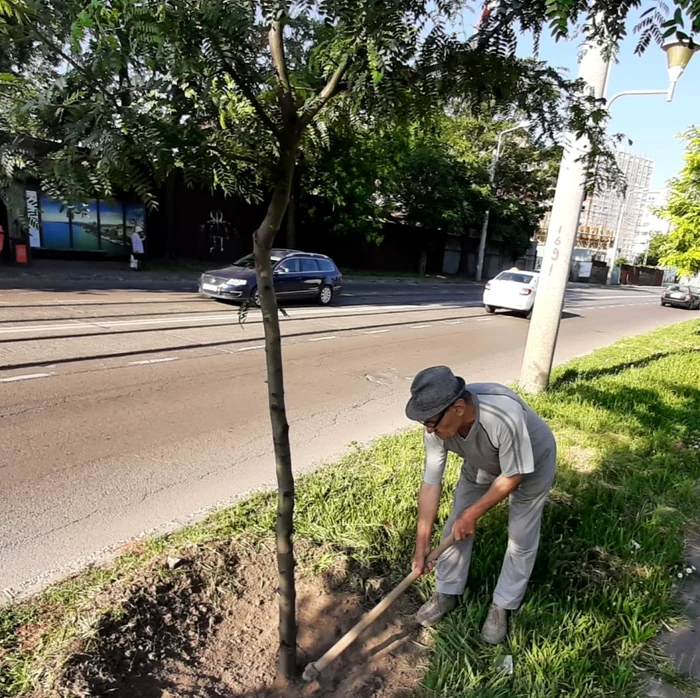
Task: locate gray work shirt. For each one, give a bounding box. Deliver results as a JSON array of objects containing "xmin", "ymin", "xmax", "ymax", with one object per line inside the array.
[{"xmin": 423, "ymin": 383, "xmax": 556, "ymax": 490}]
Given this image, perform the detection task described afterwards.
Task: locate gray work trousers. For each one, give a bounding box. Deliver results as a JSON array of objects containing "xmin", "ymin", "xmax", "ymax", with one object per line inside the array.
[{"xmin": 435, "ymin": 460, "xmax": 556, "ymax": 610}]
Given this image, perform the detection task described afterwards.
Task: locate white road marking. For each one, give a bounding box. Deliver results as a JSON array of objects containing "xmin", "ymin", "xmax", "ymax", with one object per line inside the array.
[
  {"xmin": 476, "ymin": 318, "xmax": 493, "ymax": 322},
  {"xmin": 0, "ymin": 314, "xmax": 232, "ymax": 334},
  {"xmin": 237, "ymin": 345, "xmax": 264, "ymax": 352},
  {"xmin": 569, "ymin": 293, "xmax": 658, "ymax": 301},
  {"xmin": 442, "ymin": 320, "xmax": 462, "ymax": 325},
  {"xmin": 0, "ymin": 293, "xmax": 661, "ymax": 336},
  {"xmin": 409, "ymin": 324, "xmax": 431, "ymax": 329},
  {"xmin": 0, "ymin": 303, "xmax": 475, "ymax": 335},
  {"xmin": 0, "ymin": 296, "xmax": 199, "ymax": 307},
  {"xmin": 127, "ymin": 357, "xmax": 179, "ymax": 366},
  {"xmin": 0, "ymin": 372, "xmax": 54, "ymax": 383},
  {"xmin": 364, "ymin": 329, "xmax": 390, "ymax": 334},
  {"xmin": 309, "ymin": 336, "xmax": 337, "ymax": 342}
]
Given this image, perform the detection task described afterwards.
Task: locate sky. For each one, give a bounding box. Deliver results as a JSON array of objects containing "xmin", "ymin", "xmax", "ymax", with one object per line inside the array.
[{"xmin": 516, "ymin": 23, "xmax": 700, "ymax": 189}]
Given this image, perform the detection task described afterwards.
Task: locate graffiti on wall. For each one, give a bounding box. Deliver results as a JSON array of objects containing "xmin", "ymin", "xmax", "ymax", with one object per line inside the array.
[
  {"xmin": 25, "ymin": 190, "xmax": 41, "ymax": 247},
  {"xmin": 201, "ymin": 210, "xmax": 240, "ymax": 257}
]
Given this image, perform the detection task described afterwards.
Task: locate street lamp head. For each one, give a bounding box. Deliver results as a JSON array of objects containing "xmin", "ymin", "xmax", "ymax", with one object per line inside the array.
[
  {"xmin": 663, "ymin": 40, "xmax": 698, "ymax": 101},
  {"xmin": 664, "ymin": 40, "xmax": 698, "ymax": 71}
]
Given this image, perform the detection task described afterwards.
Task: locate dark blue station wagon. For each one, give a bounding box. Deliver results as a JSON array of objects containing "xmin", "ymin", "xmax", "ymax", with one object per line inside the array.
[{"xmin": 199, "ymin": 249, "xmax": 343, "ymax": 306}]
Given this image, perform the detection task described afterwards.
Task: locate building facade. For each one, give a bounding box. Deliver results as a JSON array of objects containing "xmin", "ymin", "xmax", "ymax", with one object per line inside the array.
[
  {"xmin": 537, "ymin": 149, "xmax": 655, "ymax": 261},
  {"xmin": 616, "ymin": 151, "xmax": 655, "ymax": 261},
  {"xmin": 632, "ymin": 187, "xmax": 671, "ymax": 261},
  {"xmin": 582, "ymin": 150, "xmax": 654, "ymax": 262}
]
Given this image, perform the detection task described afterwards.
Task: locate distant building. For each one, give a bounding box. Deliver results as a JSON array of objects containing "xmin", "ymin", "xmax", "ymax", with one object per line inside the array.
[
  {"xmin": 632, "ymin": 188, "xmax": 672, "ymax": 261},
  {"xmin": 537, "ymin": 149, "xmax": 655, "ymax": 261}
]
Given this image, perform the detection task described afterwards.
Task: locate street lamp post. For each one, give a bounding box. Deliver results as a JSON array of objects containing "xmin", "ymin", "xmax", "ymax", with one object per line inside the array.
[
  {"xmin": 606, "ymin": 185, "xmax": 648, "ymax": 284},
  {"xmin": 519, "ymin": 38, "xmax": 697, "ymax": 394},
  {"xmin": 475, "ymin": 121, "xmax": 529, "ymax": 282}
]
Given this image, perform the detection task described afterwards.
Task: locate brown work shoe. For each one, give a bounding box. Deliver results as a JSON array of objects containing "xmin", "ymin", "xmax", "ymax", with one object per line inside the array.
[
  {"xmin": 415, "ymin": 592, "xmax": 458, "ymax": 627},
  {"xmin": 481, "ymin": 603, "xmax": 509, "ymax": 645}
]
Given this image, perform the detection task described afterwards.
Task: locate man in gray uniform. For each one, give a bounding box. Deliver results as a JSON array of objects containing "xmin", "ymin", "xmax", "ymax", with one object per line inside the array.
[{"xmin": 406, "ymin": 366, "xmax": 556, "ymax": 644}]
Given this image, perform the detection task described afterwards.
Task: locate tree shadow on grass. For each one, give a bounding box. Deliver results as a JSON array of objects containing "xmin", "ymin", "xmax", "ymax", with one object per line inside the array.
[{"xmin": 551, "ymin": 347, "xmax": 700, "ymax": 390}]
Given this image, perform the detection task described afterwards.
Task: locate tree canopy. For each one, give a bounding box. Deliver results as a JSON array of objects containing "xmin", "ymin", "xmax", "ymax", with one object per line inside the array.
[
  {"xmin": 2, "ymin": 0, "xmax": 681, "ymax": 210},
  {"xmin": 299, "ymin": 112, "xmax": 559, "ymax": 257},
  {"xmin": 658, "ymin": 128, "xmax": 700, "ymax": 278},
  {"xmin": 634, "ymin": 230, "xmax": 670, "ymax": 266}
]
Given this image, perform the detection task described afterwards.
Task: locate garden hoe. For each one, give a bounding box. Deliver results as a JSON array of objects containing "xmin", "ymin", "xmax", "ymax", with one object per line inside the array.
[{"xmin": 302, "ymin": 533, "xmax": 456, "ymax": 683}]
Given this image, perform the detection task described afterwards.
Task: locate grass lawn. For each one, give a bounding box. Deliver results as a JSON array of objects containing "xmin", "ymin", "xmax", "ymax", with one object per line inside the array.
[{"xmin": 2, "ymin": 321, "xmax": 700, "ymax": 697}]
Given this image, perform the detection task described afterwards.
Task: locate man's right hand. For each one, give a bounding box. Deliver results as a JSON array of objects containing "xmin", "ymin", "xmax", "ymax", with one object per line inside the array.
[
  {"xmin": 413, "ymin": 482, "xmax": 442, "ymax": 576},
  {"xmin": 412, "ymin": 548, "xmax": 436, "ymax": 576}
]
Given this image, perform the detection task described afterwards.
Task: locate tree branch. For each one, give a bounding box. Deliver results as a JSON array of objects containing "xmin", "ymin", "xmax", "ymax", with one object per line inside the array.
[
  {"xmin": 269, "ymin": 19, "xmax": 296, "ymax": 122},
  {"xmin": 31, "ymin": 25, "xmax": 121, "ymax": 109},
  {"xmin": 298, "ymin": 53, "xmax": 352, "ymax": 130},
  {"xmin": 211, "ymin": 40, "xmax": 281, "ymax": 138}
]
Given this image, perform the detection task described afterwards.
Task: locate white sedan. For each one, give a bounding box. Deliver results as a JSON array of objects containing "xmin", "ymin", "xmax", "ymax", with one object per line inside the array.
[{"xmin": 482, "ymin": 269, "xmax": 539, "ymax": 318}]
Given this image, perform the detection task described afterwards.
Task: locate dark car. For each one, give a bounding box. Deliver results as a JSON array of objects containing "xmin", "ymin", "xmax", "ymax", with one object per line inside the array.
[
  {"xmin": 660, "ymin": 284, "xmax": 700, "ymax": 310},
  {"xmin": 199, "ymin": 249, "xmax": 342, "ymax": 306}
]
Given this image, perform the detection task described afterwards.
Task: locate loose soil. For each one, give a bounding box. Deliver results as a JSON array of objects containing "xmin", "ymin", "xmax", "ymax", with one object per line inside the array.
[{"xmin": 54, "ymin": 539, "xmax": 427, "ymax": 698}]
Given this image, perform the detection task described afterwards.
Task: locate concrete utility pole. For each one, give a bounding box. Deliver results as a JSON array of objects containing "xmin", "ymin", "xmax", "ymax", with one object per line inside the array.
[
  {"xmin": 520, "ymin": 38, "xmax": 697, "ymax": 393},
  {"xmin": 475, "ymin": 122, "xmax": 529, "ymax": 282},
  {"xmin": 519, "ymin": 36, "xmax": 611, "ymax": 394}
]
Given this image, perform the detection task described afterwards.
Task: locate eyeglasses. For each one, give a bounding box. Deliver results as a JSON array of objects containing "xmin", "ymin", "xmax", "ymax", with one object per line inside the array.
[{"xmin": 423, "ymin": 405, "xmax": 450, "ymax": 430}]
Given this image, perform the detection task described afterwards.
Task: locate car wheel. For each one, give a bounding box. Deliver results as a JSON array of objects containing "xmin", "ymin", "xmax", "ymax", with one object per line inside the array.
[
  {"xmin": 318, "ymin": 284, "xmax": 333, "ymax": 306},
  {"xmin": 661, "ymin": 301, "xmax": 666, "ymax": 306},
  {"xmin": 251, "ymin": 287, "xmax": 261, "ymax": 308},
  {"xmin": 484, "ymin": 305, "xmax": 496, "ymax": 314}
]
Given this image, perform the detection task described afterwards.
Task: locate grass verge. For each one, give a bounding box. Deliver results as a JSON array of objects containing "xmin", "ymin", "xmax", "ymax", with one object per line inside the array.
[{"xmin": 2, "ymin": 320, "xmax": 700, "ymax": 697}]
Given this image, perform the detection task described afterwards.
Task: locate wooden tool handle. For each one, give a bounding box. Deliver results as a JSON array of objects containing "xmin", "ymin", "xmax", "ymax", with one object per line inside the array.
[{"xmin": 306, "ymin": 533, "xmax": 456, "ymax": 678}]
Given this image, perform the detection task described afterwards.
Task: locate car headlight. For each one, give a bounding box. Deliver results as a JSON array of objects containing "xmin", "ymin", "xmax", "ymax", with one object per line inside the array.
[{"xmin": 225, "ymin": 278, "xmax": 247, "ymax": 287}]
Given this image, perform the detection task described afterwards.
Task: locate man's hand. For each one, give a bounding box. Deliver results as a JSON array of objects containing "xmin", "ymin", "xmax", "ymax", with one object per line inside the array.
[
  {"xmin": 412, "ymin": 547, "xmax": 436, "ymax": 576},
  {"xmin": 413, "ymin": 482, "xmax": 442, "ymax": 576},
  {"xmin": 452, "ymin": 509, "xmax": 477, "ymax": 541}
]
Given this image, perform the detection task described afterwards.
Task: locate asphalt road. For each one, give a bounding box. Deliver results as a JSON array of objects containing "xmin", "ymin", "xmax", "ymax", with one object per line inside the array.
[{"xmin": 0, "ymin": 279, "xmax": 692, "ymax": 598}]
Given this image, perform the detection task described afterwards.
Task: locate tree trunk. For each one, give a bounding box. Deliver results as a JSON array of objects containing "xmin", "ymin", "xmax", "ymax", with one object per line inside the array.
[
  {"xmin": 286, "ymin": 194, "xmax": 297, "ymax": 248},
  {"xmin": 253, "ymin": 133, "xmax": 298, "ymax": 681},
  {"xmin": 165, "ymin": 172, "xmax": 176, "ymax": 259}
]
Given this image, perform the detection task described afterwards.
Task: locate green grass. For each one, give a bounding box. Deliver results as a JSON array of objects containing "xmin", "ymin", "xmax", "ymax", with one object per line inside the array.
[{"xmin": 2, "ymin": 321, "xmax": 700, "ymax": 697}]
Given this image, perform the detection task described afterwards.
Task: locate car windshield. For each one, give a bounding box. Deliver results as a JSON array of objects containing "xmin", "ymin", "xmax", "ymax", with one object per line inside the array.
[
  {"xmin": 232, "ymin": 254, "xmax": 283, "ymax": 269},
  {"xmin": 496, "ymin": 272, "xmax": 534, "ymax": 284},
  {"xmin": 667, "ymin": 285, "xmax": 689, "ymax": 293}
]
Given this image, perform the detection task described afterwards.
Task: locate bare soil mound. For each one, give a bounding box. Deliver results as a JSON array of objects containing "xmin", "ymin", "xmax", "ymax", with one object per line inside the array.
[{"xmin": 56, "ymin": 540, "xmax": 427, "ymax": 698}]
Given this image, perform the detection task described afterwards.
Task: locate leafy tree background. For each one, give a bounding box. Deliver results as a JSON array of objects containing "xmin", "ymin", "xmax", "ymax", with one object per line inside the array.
[{"xmin": 658, "ymin": 127, "xmax": 700, "ymax": 278}]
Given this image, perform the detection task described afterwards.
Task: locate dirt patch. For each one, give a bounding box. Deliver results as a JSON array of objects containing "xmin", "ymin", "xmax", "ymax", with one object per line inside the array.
[{"xmin": 55, "ymin": 539, "xmax": 427, "ymax": 698}]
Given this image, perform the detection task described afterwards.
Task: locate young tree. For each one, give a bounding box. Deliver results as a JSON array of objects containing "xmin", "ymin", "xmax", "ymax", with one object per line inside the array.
[{"xmin": 3, "ymin": 0, "xmax": 695, "ymax": 680}]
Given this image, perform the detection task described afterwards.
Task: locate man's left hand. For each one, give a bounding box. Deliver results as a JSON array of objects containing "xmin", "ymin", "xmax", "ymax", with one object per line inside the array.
[{"xmin": 452, "ymin": 509, "xmax": 477, "ymax": 541}]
